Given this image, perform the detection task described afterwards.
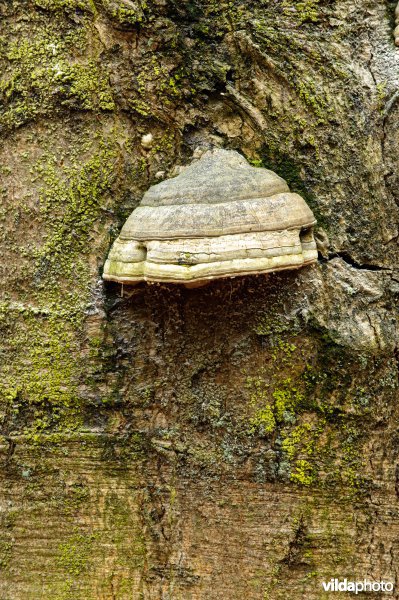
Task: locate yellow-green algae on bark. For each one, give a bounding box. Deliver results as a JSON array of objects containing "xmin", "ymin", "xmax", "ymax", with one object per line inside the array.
[{"xmin": 0, "ymin": 0, "xmax": 399, "ymax": 598}]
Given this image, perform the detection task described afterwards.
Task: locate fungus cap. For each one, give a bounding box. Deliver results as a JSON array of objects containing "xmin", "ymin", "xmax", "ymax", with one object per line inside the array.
[{"xmin": 103, "ymin": 149, "xmax": 318, "ymax": 287}]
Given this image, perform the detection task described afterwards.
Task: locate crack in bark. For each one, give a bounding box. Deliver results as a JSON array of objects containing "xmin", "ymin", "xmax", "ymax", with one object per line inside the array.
[
  {"xmin": 367, "ymin": 313, "xmax": 382, "ymax": 351},
  {"xmin": 366, "ymin": 28, "xmax": 399, "ymax": 224},
  {"xmin": 4, "ymin": 436, "xmax": 16, "ymax": 466},
  {"xmin": 383, "ymin": 89, "xmax": 399, "ymax": 118},
  {"xmin": 395, "ymin": 463, "xmax": 399, "ymax": 500},
  {"xmin": 279, "ymin": 515, "xmax": 307, "ymax": 567},
  {"xmin": 319, "ymin": 251, "xmax": 393, "ymax": 272},
  {"xmin": 394, "ymin": 346, "xmax": 399, "ymax": 378}
]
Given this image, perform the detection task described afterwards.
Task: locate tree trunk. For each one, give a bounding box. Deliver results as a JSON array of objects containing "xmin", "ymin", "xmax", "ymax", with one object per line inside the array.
[{"xmin": 1, "ymin": 0, "xmax": 399, "ymax": 598}]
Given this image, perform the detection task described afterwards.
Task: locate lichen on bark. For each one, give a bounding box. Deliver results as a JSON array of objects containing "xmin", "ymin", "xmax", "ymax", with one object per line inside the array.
[{"xmin": 0, "ymin": 0, "xmax": 399, "ymax": 598}]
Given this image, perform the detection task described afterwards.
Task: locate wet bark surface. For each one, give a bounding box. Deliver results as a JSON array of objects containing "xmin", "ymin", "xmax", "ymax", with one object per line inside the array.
[{"xmin": 0, "ymin": 0, "xmax": 399, "ymax": 598}]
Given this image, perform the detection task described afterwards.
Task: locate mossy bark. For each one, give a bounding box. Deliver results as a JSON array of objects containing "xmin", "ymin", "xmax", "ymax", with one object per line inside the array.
[{"xmin": 0, "ymin": 0, "xmax": 399, "ymax": 598}]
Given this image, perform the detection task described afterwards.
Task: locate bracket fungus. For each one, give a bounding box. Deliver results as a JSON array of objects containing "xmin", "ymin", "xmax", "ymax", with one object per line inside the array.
[{"xmin": 103, "ymin": 149, "xmax": 318, "ymax": 287}]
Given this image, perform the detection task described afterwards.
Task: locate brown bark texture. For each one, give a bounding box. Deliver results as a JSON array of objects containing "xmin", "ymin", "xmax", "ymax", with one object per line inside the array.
[{"xmin": 0, "ymin": 0, "xmax": 399, "ymax": 598}]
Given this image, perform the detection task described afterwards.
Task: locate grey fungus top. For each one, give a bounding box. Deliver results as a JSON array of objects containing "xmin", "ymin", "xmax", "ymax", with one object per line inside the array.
[{"xmin": 103, "ymin": 149, "xmax": 318, "ymax": 287}]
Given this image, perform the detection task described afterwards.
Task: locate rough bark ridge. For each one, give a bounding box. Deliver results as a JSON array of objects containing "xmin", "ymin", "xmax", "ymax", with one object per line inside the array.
[{"xmin": 0, "ymin": 0, "xmax": 399, "ymax": 598}]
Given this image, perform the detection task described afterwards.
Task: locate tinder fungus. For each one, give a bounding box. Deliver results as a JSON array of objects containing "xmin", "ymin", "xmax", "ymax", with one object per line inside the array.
[{"xmin": 103, "ymin": 149, "xmax": 318, "ymax": 287}]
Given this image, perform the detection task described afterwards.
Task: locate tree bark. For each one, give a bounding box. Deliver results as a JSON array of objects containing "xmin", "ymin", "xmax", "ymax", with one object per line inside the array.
[{"xmin": 0, "ymin": 0, "xmax": 399, "ymax": 598}]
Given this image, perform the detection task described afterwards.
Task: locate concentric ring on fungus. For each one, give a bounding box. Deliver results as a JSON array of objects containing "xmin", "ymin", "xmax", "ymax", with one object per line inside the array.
[
  {"xmin": 395, "ymin": 3, "xmax": 399, "ymax": 46},
  {"xmin": 103, "ymin": 149, "xmax": 318, "ymax": 287}
]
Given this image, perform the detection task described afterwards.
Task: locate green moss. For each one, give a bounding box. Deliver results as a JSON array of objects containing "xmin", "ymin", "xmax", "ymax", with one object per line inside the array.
[
  {"xmin": 376, "ymin": 81, "xmax": 388, "ymax": 113},
  {"xmin": 57, "ymin": 532, "xmax": 97, "ymax": 576},
  {"xmin": 33, "ymin": 0, "xmax": 96, "ymax": 12},
  {"xmin": 273, "ymin": 379, "xmax": 302, "ymax": 419},
  {"xmin": 55, "ymin": 530, "xmax": 100, "ymax": 598},
  {"xmin": 0, "ymin": 540, "xmax": 13, "ymax": 570},
  {"xmin": 257, "ymin": 145, "xmax": 328, "ymax": 228},
  {"xmin": 64, "ymin": 483, "xmax": 90, "ymax": 511},
  {"xmin": 60, "ymin": 62, "xmax": 115, "ymax": 110},
  {"xmin": 259, "ymin": 147, "xmax": 312, "ymax": 199},
  {"xmin": 283, "ymin": 0, "xmax": 321, "ymax": 24},
  {"xmin": 0, "ymin": 132, "xmax": 120, "ymax": 435},
  {"xmin": 247, "ymin": 375, "xmax": 306, "ymax": 434},
  {"xmin": 254, "ymin": 313, "xmax": 298, "ymax": 337},
  {"xmin": 33, "ymin": 138, "xmax": 116, "ymax": 277},
  {"xmin": 246, "ymin": 342, "xmax": 307, "ymax": 436},
  {"xmin": 297, "ymin": 80, "xmax": 329, "ymax": 123},
  {"xmin": 248, "ymin": 158, "xmax": 263, "ymax": 168},
  {"xmin": 243, "ymin": 326, "xmax": 378, "ymax": 492},
  {"xmin": 249, "ymin": 402, "xmax": 276, "ymax": 435},
  {"xmin": 103, "ymin": 0, "xmax": 149, "ymax": 25},
  {"xmin": 129, "ymin": 57, "xmax": 187, "ymax": 118},
  {"xmin": 282, "ymin": 425, "xmax": 311, "ymax": 458},
  {"xmin": 290, "ymin": 459, "xmax": 315, "ymax": 486},
  {"xmin": 0, "ymin": 303, "xmax": 85, "ymax": 437},
  {"xmin": 1, "ymin": 18, "xmax": 113, "ymax": 132}
]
